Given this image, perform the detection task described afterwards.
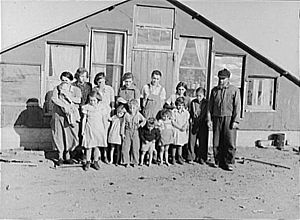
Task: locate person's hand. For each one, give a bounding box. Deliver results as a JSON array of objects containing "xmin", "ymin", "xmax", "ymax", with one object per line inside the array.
[
  {"xmin": 122, "ymin": 134, "xmax": 126, "ymax": 140},
  {"xmin": 81, "ymin": 130, "xmax": 85, "ymax": 136},
  {"xmin": 232, "ymin": 122, "xmax": 239, "ymax": 129},
  {"xmin": 207, "ymin": 120, "xmax": 213, "ymax": 130}
]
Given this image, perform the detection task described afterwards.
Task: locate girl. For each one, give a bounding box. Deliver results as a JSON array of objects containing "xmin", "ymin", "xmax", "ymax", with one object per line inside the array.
[
  {"xmin": 157, "ymin": 109, "xmax": 174, "ymax": 166},
  {"xmin": 121, "ymin": 99, "xmax": 146, "ymax": 167},
  {"xmin": 81, "ymin": 91, "xmax": 110, "ymax": 171},
  {"xmin": 188, "ymin": 87, "xmax": 211, "ymax": 164},
  {"xmin": 171, "ymin": 97, "xmax": 190, "ymax": 165},
  {"xmin": 108, "ymin": 105, "xmax": 126, "ymax": 165},
  {"xmin": 165, "ymin": 81, "xmax": 191, "ymax": 111}
]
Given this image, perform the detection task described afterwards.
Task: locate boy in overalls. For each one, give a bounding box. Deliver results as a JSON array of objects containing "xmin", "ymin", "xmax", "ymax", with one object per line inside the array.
[{"xmin": 141, "ymin": 70, "xmax": 166, "ymax": 119}]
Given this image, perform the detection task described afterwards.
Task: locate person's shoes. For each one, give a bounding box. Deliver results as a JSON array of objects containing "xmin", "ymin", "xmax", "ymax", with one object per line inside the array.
[
  {"xmin": 103, "ymin": 158, "xmax": 109, "ymax": 164},
  {"xmin": 223, "ymin": 164, "xmax": 233, "ymax": 171},
  {"xmin": 124, "ymin": 164, "xmax": 128, "ymax": 168},
  {"xmin": 93, "ymin": 161, "xmax": 100, "ymax": 170},
  {"xmin": 165, "ymin": 162, "xmax": 170, "ymax": 166},
  {"xmin": 199, "ymin": 159, "xmax": 205, "ymax": 165},
  {"xmin": 64, "ymin": 159, "xmax": 74, "ymax": 164},
  {"xmin": 170, "ymin": 158, "xmax": 176, "ymax": 165},
  {"xmin": 56, "ymin": 158, "xmax": 64, "ymax": 166},
  {"xmin": 178, "ymin": 156, "xmax": 184, "ymax": 165},
  {"xmin": 83, "ymin": 161, "xmax": 90, "ymax": 171}
]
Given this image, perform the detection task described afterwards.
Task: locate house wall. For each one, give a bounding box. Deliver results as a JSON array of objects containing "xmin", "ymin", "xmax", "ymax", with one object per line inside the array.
[{"xmin": 1, "ymin": 0, "xmax": 299, "ymax": 150}]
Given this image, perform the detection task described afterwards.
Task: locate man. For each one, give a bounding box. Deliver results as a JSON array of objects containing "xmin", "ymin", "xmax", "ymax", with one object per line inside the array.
[{"xmin": 208, "ymin": 69, "xmax": 241, "ymax": 171}]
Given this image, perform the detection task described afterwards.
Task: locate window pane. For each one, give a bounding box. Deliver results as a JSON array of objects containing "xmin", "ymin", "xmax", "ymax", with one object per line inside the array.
[
  {"xmin": 179, "ymin": 68, "xmax": 207, "ymax": 96},
  {"xmin": 246, "ymin": 77, "xmax": 275, "ymax": 110},
  {"xmin": 49, "ymin": 44, "xmax": 83, "ymax": 76},
  {"xmin": 136, "ymin": 27, "xmax": 172, "ymax": 49},
  {"xmin": 137, "ymin": 6, "xmax": 174, "ymax": 28},
  {"xmin": 213, "ymin": 55, "xmax": 243, "ymax": 88}
]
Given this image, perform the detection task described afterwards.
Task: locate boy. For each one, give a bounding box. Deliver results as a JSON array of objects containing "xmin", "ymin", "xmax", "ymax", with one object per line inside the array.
[
  {"xmin": 121, "ymin": 99, "xmax": 146, "ymax": 167},
  {"xmin": 139, "ymin": 117, "xmax": 161, "ymax": 166}
]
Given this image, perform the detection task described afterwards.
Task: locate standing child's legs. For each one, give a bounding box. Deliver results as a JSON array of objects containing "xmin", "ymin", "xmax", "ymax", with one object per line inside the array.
[
  {"xmin": 121, "ymin": 132, "xmax": 132, "ymax": 167},
  {"xmin": 164, "ymin": 144, "xmax": 170, "ymax": 165},
  {"xmin": 148, "ymin": 142, "xmax": 155, "ymax": 166},
  {"xmin": 131, "ymin": 131, "xmax": 140, "ymax": 166},
  {"xmin": 92, "ymin": 147, "xmax": 101, "ymax": 170},
  {"xmin": 177, "ymin": 146, "xmax": 184, "ymax": 164},
  {"xmin": 109, "ymin": 144, "xmax": 115, "ymax": 164},
  {"xmin": 159, "ymin": 146, "xmax": 164, "ymax": 165},
  {"xmin": 115, "ymin": 144, "xmax": 121, "ymax": 165},
  {"xmin": 171, "ymin": 145, "xmax": 177, "ymax": 164},
  {"xmin": 83, "ymin": 148, "xmax": 92, "ymax": 171},
  {"xmin": 139, "ymin": 151, "xmax": 146, "ymax": 166}
]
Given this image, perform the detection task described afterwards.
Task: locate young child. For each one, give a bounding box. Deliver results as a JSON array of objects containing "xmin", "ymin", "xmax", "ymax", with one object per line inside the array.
[
  {"xmin": 108, "ymin": 105, "xmax": 126, "ymax": 165},
  {"xmin": 157, "ymin": 109, "xmax": 174, "ymax": 166},
  {"xmin": 117, "ymin": 72, "xmax": 140, "ymax": 109},
  {"xmin": 57, "ymin": 81, "xmax": 81, "ymax": 126},
  {"xmin": 188, "ymin": 87, "xmax": 211, "ymax": 164},
  {"xmin": 139, "ymin": 117, "xmax": 161, "ymax": 166},
  {"xmin": 121, "ymin": 99, "xmax": 146, "ymax": 168},
  {"xmin": 171, "ymin": 97, "xmax": 190, "ymax": 165},
  {"xmin": 81, "ymin": 91, "xmax": 110, "ymax": 171}
]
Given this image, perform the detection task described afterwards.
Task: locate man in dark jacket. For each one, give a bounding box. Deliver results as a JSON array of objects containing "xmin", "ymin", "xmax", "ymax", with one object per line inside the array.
[{"xmin": 208, "ymin": 69, "xmax": 241, "ymax": 171}]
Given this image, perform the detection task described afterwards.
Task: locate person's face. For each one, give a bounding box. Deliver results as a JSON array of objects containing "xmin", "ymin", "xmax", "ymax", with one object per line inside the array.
[
  {"xmin": 61, "ymin": 76, "xmax": 71, "ymax": 84},
  {"xmin": 177, "ymin": 86, "xmax": 186, "ymax": 96},
  {"xmin": 196, "ymin": 92, "xmax": 204, "ymax": 102},
  {"xmin": 96, "ymin": 77, "xmax": 105, "ymax": 86},
  {"xmin": 89, "ymin": 96, "xmax": 98, "ymax": 106},
  {"xmin": 117, "ymin": 111, "xmax": 125, "ymax": 118},
  {"xmin": 151, "ymin": 74, "xmax": 161, "ymax": 86},
  {"xmin": 124, "ymin": 78, "xmax": 133, "ymax": 88},
  {"xmin": 147, "ymin": 123, "xmax": 154, "ymax": 130},
  {"xmin": 218, "ymin": 77, "xmax": 229, "ymax": 87},
  {"xmin": 129, "ymin": 104, "xmax": 138, "ymax": 114},
  {"xmin": 78, "ymin": 73, "xmax": 88, "ymax": 83},
  {"xmin": 176, "ymin": 103, "xmax": 185, "ymax": 111}
]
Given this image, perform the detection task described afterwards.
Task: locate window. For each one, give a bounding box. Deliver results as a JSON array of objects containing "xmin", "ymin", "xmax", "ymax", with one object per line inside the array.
[
  {"xmin": 44, "ymin": 42, "xmax": 85, "ymax": 117},
  {"xmin": 90, "ymin": 30, "xmax": 125, "ymax": 93},
  {"xmin": 134, "ymin": 6, "xmax": 174, "ymax": 50},
  {"xmin": 178, "ymin": 37, "xmax": 210, "ymax": 96},
  {"xmin": 213, "ymin": 54, "xmax": 245, "ymax": 116},
  {"xmin": 246, "ymin": 77, "xmax": 276, "ymax": 111},
  {"xmin": 213, "ymin": 54, "xmax": 244, "ymax": 88},
  {"xmin": 48, "ymin": 43, "xmax": 85, "ymax": 77}
]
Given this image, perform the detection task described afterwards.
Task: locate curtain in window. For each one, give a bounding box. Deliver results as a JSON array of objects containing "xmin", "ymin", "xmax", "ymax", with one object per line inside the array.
[
  {"xmin": 112, "ymin": 34, "xmax": 122, "ymax": 93},
  {"xmin": 50, "ymin": 45, "xmax": 82, "ymax": 76},
  {"xmin": 92, "ymin": 33, "xmax": 107, "ymax": 64},
  {"xmin": 262, "ymin": 79, "xmax": 272, "ymax": 106},
  {"xmin": 194, "ymin": 39, "xmax": 208, "ymax": 68}
]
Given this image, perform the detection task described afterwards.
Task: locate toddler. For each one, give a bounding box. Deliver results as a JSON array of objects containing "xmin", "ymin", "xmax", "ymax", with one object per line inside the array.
[
  {"xmin": 139, "ymin": 117, "xmax": 161, "ymax": 166},
  {"xmin": 157, "ymin": 109, "xmax": 174, "ymax": 166},
  {"xmin": 108, "ymin": 105, "xmax": 126, "ymax": 165}
]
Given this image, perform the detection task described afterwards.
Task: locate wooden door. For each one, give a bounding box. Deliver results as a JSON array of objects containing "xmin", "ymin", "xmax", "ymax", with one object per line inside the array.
[{"xmin": 131, "ymin": 50, "xmax": 174, "ymax": 97}]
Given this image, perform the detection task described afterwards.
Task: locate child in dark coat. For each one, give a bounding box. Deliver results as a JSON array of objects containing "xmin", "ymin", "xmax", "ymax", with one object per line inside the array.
[{"xmin": 187, "ymin": 87, "xmax": 211, "ymax": 164}]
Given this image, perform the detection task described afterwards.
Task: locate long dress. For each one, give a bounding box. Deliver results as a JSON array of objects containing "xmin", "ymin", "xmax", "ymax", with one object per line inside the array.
[
  {"xmin": 51, "ymin": 84, "xmax": 82, "ymax": 153},
  {"xmin": 82, "ymin": 103, "xmax": 109, "ymax": 148},
  {"xmin": 172, "ymin": 108, "xmax": 190, "ymax": 146}
]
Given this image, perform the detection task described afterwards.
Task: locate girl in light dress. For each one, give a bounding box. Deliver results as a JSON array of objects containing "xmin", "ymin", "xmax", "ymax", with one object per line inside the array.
[
  {"xmin": 108, "ymin": 105, "xmax": 126, "ymax": 165},
  {"xmin": 81, "ymin": 91, "xmax": 110, "ymax": 171},
  {"xmin": 157, "ymin": 109, "xmax": 174, "ymax": 166},
  {"xmin": 171, "ymin": 97, "xmax": 190, "ymax": 165}
]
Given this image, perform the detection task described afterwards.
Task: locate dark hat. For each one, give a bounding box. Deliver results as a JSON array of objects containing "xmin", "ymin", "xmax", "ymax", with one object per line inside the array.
[{"xmin": 218, "ymin": 69, "xmax": 231, "ymax": 79}]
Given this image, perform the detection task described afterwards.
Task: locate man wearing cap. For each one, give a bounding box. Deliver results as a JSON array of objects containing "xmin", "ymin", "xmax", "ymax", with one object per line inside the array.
[{"xmin": 208, "ymin": 68, "xmax": 241, "ymax": 171}]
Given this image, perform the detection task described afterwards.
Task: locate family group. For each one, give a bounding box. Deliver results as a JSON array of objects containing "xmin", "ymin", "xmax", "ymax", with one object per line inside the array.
[{"xmin": 51, "ymin": 67, "xmax": 240, "ymax": 171}]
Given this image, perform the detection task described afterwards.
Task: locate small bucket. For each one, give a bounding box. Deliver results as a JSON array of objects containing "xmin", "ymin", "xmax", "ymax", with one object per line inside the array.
[{"xmin": 269, "ymin": 133, "xmax": 285, "ymax": 150}]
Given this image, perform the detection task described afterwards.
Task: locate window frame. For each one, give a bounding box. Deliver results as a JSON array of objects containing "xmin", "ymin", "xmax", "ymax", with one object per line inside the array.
[
  {"xmin": 133, "ymin": 4, "xmax": 175, "ymax": 51},
  {"xmin": 89, "ymin": 29, "xmax": 127, "ymax": 93},
  {"xmin": 245, "ymin": 75, "xmax": 278, "ymax": 112}
]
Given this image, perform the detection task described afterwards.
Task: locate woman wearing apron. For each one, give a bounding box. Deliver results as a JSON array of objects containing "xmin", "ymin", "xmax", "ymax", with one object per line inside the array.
[{"xmin": 141, "ymin": 70, "xmax": 166, "ymax": 119}]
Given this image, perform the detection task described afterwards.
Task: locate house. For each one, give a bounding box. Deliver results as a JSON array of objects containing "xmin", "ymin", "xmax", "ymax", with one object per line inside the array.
[{"xmin": 1, "ymin": 0, "xmax": 299, "ymax": 151}]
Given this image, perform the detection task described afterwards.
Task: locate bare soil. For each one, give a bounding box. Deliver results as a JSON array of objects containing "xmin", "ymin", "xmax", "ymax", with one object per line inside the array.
[{"xmin": 0, "ymin": 146, "xmax": 299, "ymax": 219}]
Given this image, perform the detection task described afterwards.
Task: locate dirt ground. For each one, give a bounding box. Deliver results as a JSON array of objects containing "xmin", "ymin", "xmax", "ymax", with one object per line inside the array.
[{"xmin": 0, "ymin": 145, "xmax": 299, "ymax": 219}]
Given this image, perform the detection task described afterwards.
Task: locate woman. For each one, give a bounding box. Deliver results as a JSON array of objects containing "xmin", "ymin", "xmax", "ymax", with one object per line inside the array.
[
  {"xmin": 165, "ymin": 81, "xmax": 191, "ymax": 110},
  {"xmin": 51, "ymin": 71, "xmax": 82, "ymax": 165},
  {"xmin": 92, "ymin": 72, "xmax": 115, "ymax": 163}
]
